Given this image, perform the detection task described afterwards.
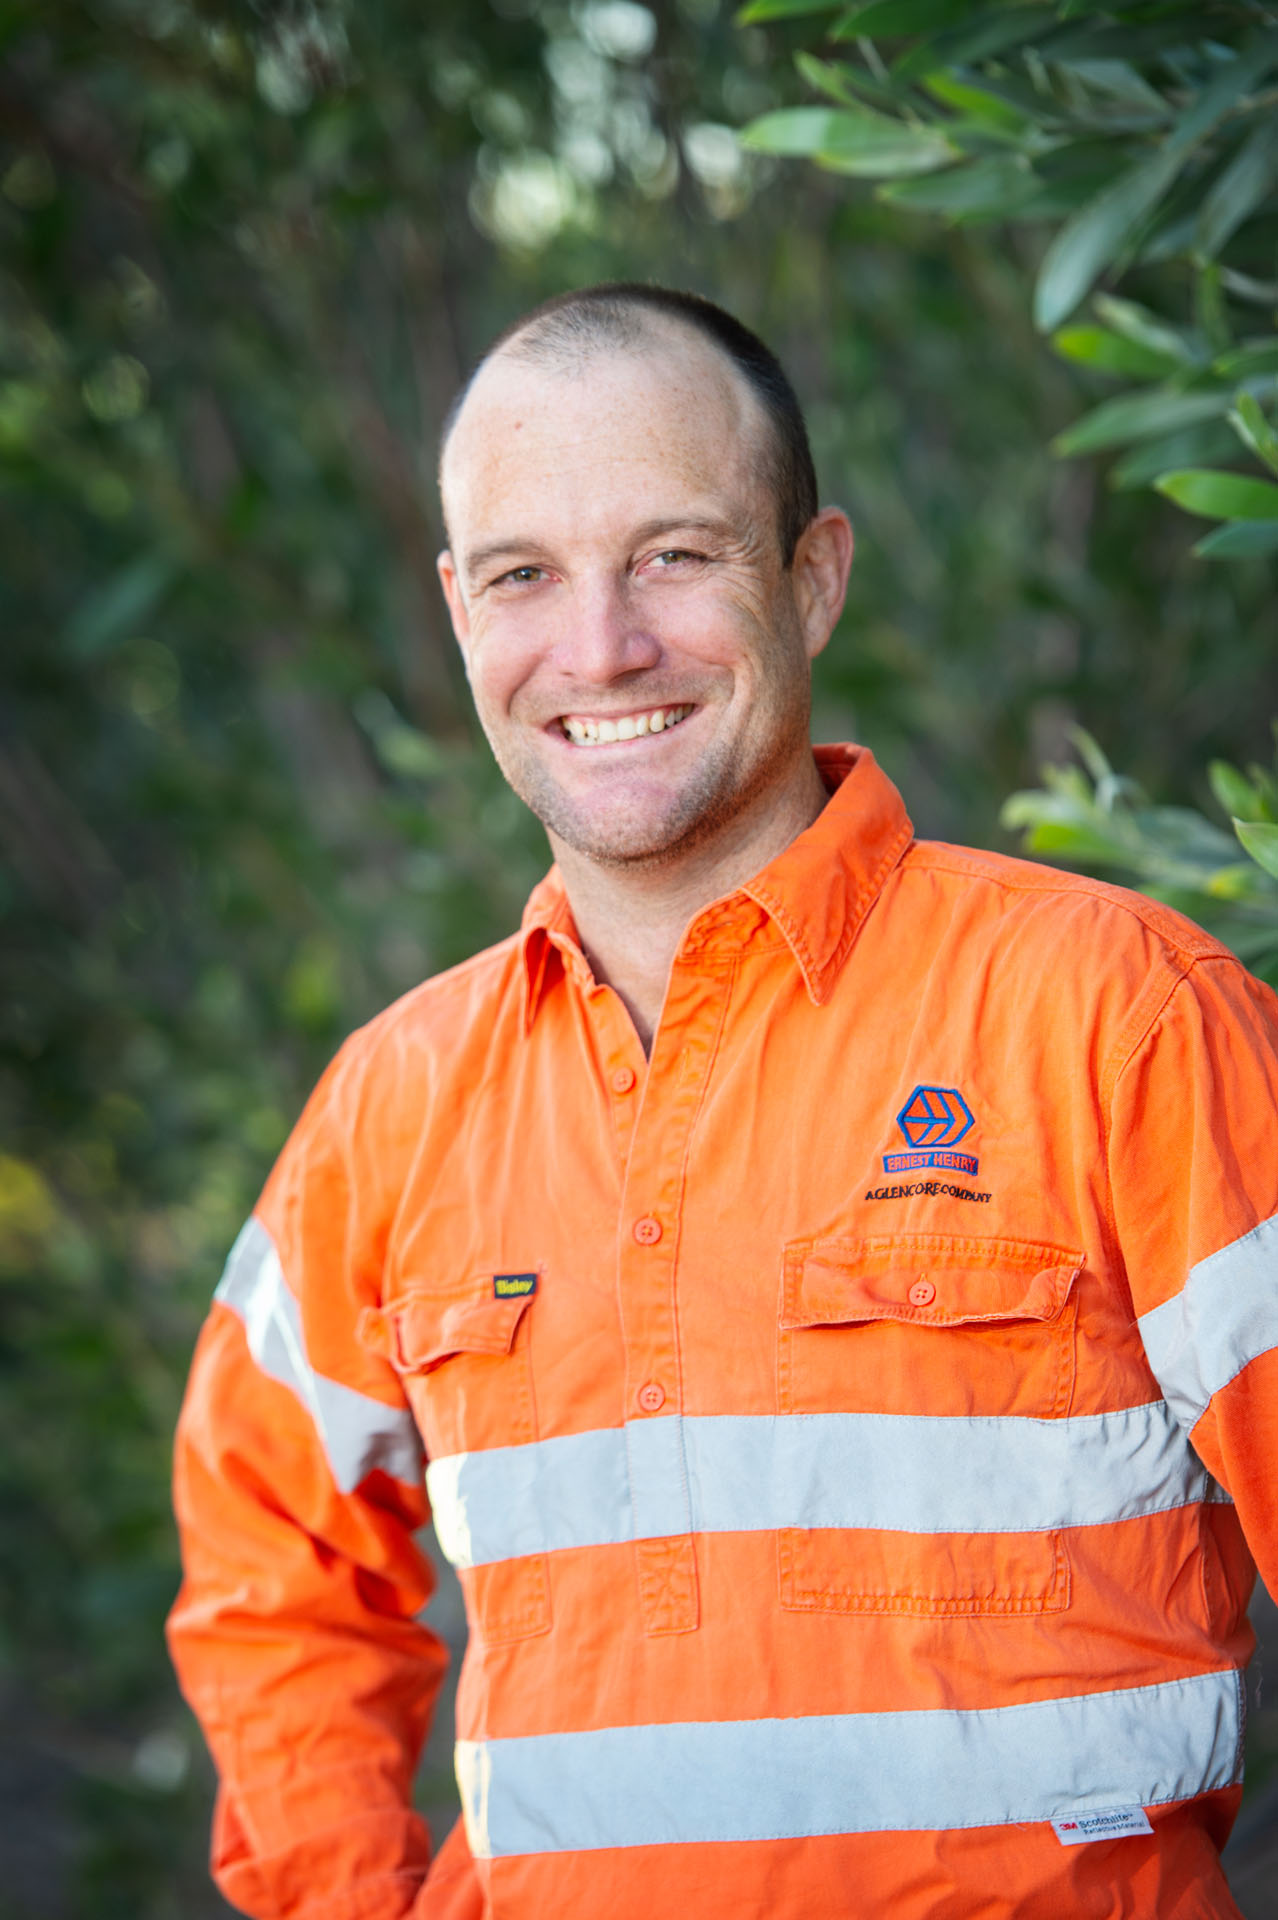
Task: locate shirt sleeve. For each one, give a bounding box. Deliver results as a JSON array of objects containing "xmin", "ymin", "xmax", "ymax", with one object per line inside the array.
[
  {"xmin": 1108, "ymin": 953, "xmax": 1278, "ymax": 1600},
  {"xmin": 168, "ymin": 1031, "xmax": 479, "ymax": 1920}
]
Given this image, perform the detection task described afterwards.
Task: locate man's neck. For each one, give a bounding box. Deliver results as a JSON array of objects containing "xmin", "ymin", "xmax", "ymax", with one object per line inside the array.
[{"xmin": 550, "ymin": 754, "xmax": 829, "ymax": 1054}]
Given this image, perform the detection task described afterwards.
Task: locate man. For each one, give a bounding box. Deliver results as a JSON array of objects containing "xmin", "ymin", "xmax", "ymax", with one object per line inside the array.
[{"xmin": 169, "ymin": 284, "xmax": 1278, "ymax": 1920}]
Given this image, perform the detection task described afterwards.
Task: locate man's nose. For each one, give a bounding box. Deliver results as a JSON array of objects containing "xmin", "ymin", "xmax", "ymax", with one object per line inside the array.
[{"xmin": 552, "ymin": 575, "xmax": 662, "ymax": 683}]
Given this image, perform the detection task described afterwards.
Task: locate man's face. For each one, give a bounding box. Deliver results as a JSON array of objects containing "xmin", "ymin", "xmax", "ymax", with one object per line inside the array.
[{"xmin": 438, "ymin": 326, "xmax": 838, "ymax": 870}]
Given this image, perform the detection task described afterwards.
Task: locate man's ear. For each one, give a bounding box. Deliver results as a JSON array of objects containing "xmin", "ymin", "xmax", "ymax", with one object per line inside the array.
[
  {"xmin": 436, "ymin": 550, "xmax": 471, "ymax": 652},
  {"xmin": 792, "ymin": 508, "xmax": 854, "ymax": 662}
]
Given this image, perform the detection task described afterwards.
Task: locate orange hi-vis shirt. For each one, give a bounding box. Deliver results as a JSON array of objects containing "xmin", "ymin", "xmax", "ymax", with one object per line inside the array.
[{"xmin": 169, "ymin": 744, "xmax": 1278, "ymax": 1920}]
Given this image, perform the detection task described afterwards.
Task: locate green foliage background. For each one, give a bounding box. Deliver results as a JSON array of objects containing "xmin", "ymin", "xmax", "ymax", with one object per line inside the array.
[{"xmin": 1, "ymin": 2, "xmax": 1276, "ymax": 1913}]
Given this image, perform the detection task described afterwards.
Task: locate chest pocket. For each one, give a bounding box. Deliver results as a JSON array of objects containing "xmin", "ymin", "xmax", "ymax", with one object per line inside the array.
[
  {"xmin": 777, "ymin": 1233, "xmax": 1083, "ymax": 1619},
  {"xmin": 365, "ymin": 1275, "xmax": 549, "ymax": 1644}
]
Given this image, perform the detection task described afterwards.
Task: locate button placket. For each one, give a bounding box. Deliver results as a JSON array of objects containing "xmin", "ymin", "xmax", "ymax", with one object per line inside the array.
[{"xmin": 614, "ymin": 960, "xmax": 733, "ymax": 1638}]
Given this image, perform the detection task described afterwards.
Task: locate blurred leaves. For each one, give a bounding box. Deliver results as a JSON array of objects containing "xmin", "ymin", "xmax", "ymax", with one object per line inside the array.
[
  {"xmin": 735, "ymin": 0, "xmax": 1278, "ymax": 556},
  {"xmin": 3, "ymin": 1, "xmax": 1278, "ymax": 1914},
  {"xmin": 1002, "ymin": 726, "xmax": 1278, "ymax": 984}
]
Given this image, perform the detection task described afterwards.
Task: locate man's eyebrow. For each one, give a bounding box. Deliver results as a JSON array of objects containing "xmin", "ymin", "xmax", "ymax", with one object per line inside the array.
[
  {"xmin": 462, "ymin": 539, "xmax": 551, "ymax": 579},
  {"xmin": 462, "ymin": 514, "xmax": 741, "ymax": 582}
]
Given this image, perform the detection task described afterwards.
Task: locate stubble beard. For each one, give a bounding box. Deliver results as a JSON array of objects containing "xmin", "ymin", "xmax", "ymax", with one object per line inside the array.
[{"xmin": 483, "ymin": 681, "xmax": 813, "ymax": 873}]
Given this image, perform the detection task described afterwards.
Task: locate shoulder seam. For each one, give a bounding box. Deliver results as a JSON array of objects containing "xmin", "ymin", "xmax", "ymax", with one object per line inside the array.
[{"xmin": 903, "ymin": 846, "xmax": 1227, "ymax": 965}]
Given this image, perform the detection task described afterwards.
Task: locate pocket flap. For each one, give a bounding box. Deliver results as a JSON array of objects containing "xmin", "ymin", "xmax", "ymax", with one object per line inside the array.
[
  {"xmin": 366, "ymin": 1284, "xmax": 536, "ymax": 1372},
  {"xmin": 782, "ymin": 1233, "xmax": 1083, "ymax": 1331}
]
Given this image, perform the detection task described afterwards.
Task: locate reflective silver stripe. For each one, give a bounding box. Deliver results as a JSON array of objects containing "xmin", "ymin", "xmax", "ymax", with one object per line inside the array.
[
  {"xmin": 457, "ymin": 1667, "xmax": 1242, "ymax": 1859},
  {"xmin": 216, "ymin": 1217, "xmax": 422, "ymax": 1494},
  {"xmin": 1139, "ymin": 1211, "xmax": 1278, "ymax": 1431},
  {"xmin": 427, "ymin": 1401, "xmax": 1216, "ymax": 1572}
]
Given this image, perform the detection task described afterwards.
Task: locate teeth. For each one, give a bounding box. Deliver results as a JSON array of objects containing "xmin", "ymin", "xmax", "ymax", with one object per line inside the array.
[{"xmin": 560, "ymin": 704, "xmax": 692, "ymax": 745}]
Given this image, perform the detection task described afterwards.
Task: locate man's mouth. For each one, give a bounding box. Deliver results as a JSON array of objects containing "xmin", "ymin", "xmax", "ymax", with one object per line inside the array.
[{"xmin": 559, "ymin": 704, "xmax": 695, "ymax": 747}]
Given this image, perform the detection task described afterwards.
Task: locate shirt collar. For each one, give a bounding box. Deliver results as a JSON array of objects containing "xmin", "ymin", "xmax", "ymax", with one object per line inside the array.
[{"xmin": 518, "ymin": 743, "xmax": 913, "ymax": 1025}]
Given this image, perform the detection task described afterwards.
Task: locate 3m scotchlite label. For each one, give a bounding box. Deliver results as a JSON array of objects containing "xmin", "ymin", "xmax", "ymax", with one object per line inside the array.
[
  {"xmin": 1052, "ymin": 1805, "xmax": 1154, "ymax": 1845},
  {"xmin": 426, "ymin": 1400, "xmax": 1218, "ymax": 1572},
  {"xmin": 216, "ymin": 1217, "xmax": 422, "ymax": 1494},
  {"xmin": 456, "ymin": 1668, "xmax": 1242, "ymax": 1860},
  {"xmin": 1139, "ymin": 1211, "xmax": 1278, "ymax": 1432}
]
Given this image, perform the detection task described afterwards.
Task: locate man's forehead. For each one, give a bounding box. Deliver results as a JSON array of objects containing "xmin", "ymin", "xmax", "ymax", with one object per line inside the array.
[{"xmin": 440, "ymin": 322, "xmax": 767, "ymax": 514}]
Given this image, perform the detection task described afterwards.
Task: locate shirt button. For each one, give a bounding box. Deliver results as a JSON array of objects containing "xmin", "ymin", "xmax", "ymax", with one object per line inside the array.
[
  {"xmin": 637, "ymin": 1382, "xmax": 666, "ymax": 1413},
  {"xmin": 633, "ymin": 1214, "xmax": 662, "ymax": 1245},
  {"xmin": 611, "ymin": 1067, "xmax": 636, "ymax": 1094},
  {"xmin": 909, "ymin": 1278, "xmax": 936, "ymax": 1307}
]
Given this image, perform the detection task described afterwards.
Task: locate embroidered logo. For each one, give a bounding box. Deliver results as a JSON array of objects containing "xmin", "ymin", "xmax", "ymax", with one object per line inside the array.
[
  {"xmin": 493, "ymin": 1272, "xmax": 538, "ymax": 1299},
  {"xmin": 883, "ymin": 1085, "xmax": 978, "ymax": 1177}
]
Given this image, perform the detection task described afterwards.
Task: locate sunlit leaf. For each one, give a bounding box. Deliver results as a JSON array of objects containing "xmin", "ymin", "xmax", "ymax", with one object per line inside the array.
[
  {"xmin": 740, "ymin": 105, "xmax": 956, "ymax": 172},
  {"xmin": 1209, "ymin": 759, "xmax": 1269, "ymax": 824},
  {"xmin": 1155, "ymin": 468, "xmax": 1278, "ymax": 520},
  {"xmin": 921, "ymin": 72, "xmax": 1030, "ymax": 134},
  {"xmin": 1235, "ymin": 819, "xmax": 1278, "ymax": 879},
  {"xmin": 1051, "ymin": 324, "xmax": 1181, "ymax": 380},
  {"xmin": 735, "ymin": 0, "xmax": 845, "ymax": 21},
  {"xmin": 1228, "ymin": 392, "xmax": 1278, "ymax": 478}
]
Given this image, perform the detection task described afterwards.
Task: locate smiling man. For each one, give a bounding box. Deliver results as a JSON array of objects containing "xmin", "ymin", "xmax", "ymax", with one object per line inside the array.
[{"xmin": 170, "ymin": 285, "xmax": 1278, "ymax": 1920}]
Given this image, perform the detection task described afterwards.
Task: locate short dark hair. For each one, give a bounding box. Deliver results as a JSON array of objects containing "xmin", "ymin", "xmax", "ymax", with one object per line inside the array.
[{"xmin": 441, "ymin": 282, "xmax": 819, "ymax": 565}]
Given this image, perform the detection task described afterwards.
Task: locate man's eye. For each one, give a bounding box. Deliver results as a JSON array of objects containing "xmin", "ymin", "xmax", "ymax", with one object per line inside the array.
[
  {"xmin": 651, "ymin": 549, "xmax": 700, "ymax": 568},
  {"xmin": 499, "ymin": 566, "xmax": 544, "ymax": 586}
]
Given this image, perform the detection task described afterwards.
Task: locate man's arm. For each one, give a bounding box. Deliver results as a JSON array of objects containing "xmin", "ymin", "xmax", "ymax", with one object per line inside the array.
[
  {"xmin": 1109, "ymin": 954, "xmax": 1278, "ymax": 1597},
  {"xmin": 168, "ymin": 1035, "xmax": 480, "ymax": 1920}
]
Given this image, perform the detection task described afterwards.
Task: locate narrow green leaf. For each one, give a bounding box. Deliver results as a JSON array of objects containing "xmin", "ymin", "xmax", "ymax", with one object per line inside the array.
[
  {"xmin": 1053, "ymin": 388, "xmax": 1231, "ymax": 457},
  {"xmin": 1192, "ymin": 519, "xmax": 1278, "ymax": 558},
  {"xmin": 1209, "ymin": 760, "xmax": 1268, "ymax": 824},
  {"xmin": 922, "ymin": 72, "xmax": 1030, "ymax": 134},
  {"xmin": 738, "ymin": 106, "xmax": 875, "ymax": 157},
  {"xmin": 892, "ymin": 7, "xmax": 1047, "ymax": 81},
  {"xmin": 1228, "ymin": 393, "xmax": 1278, "ymax": 479},
  {"xmin": 1155, "ymin": 468, "xmax": 1278, "ymax": 520},
  {"xmin": 1033, "ymin": 34, "xmax": 1278, "ymax": 332},
  {"xmin": 1067, "ymin": 725, "xmax": 1113, "ymax": 785},
  {"xmin": 832, "ymin": 0, "xmax": 969, "ymax": 37},
  {"xmin": 1194, "ymin": 120, "xmax": 1278, "ymax": 260},
  {"xmin": 1110, "ymin": 421, "xmax": 1240, "ymax": 490},
  {"xmin": 1220, "ymin": 269, "xmax": 1278, "ymax": 306},
  {"xmin": 876, "ymin": 154, "xmax": 1037, "ymax": 217},
  {"xmin": 64, "ymin": 552, "xmax": 177, "ymax": 659},
  {"xmin": 795, "ymin": 52, "xmax": 880, "ymax": 109},
  {"xmin": 1213, "ymin": 341, "xmax": 1278, "ymax": 380},
  {"xmin": 740, "ymin": 104, "xmax": 956, "ymax": 173},
  {"xmin": 1051, "ymin": 325, "xmax": 1181, "ymax": 380},
  {"xmin": 1051, "ymin": 59, "xmax": 1169, "ymax": 115},
  {"xmin": 1163, "ymin": 33, "xmax": 1278, "ymax": 162},
  {"xmin": 734, "ymin": 0, "xmax": 844, "ymax": 22},
  {"xmin": 1235, "ymin": 819, "xmax": 1278, "ymax": 880},
  {"xmin": 1033, "ymin": 146, "xmax": 1184, "ymax": 332}
]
